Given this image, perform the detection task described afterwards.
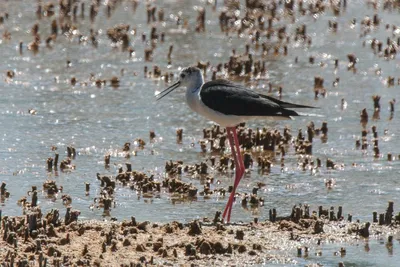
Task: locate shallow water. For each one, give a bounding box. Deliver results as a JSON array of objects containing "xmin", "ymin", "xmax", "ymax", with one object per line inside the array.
[{"xmin": 1, "ymin": 0, "xmax": 400, "ymax": 265}]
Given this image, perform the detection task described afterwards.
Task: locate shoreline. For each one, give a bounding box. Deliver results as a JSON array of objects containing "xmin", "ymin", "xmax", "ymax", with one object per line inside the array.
[{"xmin": 1, "ymin": 211, "xmax": 399, "ymax": 266}]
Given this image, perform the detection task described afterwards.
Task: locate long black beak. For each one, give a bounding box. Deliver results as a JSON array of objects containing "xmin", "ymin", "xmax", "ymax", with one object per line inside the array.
[{"xmin": 155, "ymin": 81, "xmax": 181, "ymax": 101}]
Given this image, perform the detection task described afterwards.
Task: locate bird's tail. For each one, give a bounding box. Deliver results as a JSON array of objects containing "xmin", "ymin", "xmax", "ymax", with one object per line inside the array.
[{"xmin": 261, "ymin": 95, "xmax": 317, "ymax": 109}]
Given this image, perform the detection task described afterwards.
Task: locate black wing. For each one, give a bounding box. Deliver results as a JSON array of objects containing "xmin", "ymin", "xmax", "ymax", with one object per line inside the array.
[
  {"xmin": 259, "ymin": 94, "xmax": 316, "ymax": 109},
  {"xmin": 200, "ymin": 80, "xmax": 309, "ymax": 117}
]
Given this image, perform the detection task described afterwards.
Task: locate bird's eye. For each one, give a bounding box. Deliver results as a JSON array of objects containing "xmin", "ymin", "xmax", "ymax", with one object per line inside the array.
[{"xmin": 180, "ymin": 73, "xmax": 186, "ymax": 79}]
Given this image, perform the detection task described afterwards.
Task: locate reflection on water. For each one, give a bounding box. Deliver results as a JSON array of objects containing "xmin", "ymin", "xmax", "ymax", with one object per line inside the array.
[{"xmin": 1, "ymin": 0, "xmax": 400, "ymax": 265}]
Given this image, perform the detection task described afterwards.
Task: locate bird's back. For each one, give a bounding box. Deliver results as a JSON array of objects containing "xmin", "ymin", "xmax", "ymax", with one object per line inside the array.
[{"xmin": 200, "ymin": 80, "xmax": 298, "ymax": 117}]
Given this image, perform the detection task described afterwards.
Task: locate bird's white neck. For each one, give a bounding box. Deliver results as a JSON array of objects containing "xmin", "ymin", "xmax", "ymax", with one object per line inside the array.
[
  {"xmin": 185, "ymin": 75, "xmax": 204, "ymax": 114},
  {"xmin": 186, "ymin": 73, "xmax": 204, "ymax": 93}
]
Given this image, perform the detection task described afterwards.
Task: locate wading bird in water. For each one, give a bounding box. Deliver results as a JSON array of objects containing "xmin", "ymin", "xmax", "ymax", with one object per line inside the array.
[{"xmin": 156, "ymin": 66, "xmax": 316, "ymax": 223}]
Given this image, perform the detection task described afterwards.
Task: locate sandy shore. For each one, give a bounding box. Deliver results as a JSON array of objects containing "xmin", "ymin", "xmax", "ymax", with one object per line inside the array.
[{"xmin": 1, "ymin": 212, "xmax": 399, "ymax": 266}]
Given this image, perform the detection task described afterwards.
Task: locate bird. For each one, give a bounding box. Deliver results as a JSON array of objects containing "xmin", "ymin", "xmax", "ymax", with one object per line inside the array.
[{"xmin": 156, "ymin": 66, "xmax": 316, "ymax": 223}]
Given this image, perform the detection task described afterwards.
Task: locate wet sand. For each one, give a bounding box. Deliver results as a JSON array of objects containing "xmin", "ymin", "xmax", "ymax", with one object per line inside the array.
[{"xmin": 1, "ymin": 210, "xmax": 399, "ymax": 266}]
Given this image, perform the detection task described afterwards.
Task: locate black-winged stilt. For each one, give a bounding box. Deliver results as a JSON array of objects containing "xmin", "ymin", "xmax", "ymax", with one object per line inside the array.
[{"xmin": 156, "ymin": 66, "xmax": 316, "ymax": 223}]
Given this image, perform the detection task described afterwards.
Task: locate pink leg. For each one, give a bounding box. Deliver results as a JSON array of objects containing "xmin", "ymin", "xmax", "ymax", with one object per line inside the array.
[
  {"xmin": 233, "ymin": 128, "xmax": 245, "ymax": 179},
  {"xmin": 226, "ymin": 127, "xmax": 245, "ymax": 222},
  {"xmin": 222, "ymin": 127, "xmax": 245, "ymax": 223},
  {"xmin": 222, "ymin": 127, "xmax": 237, "ymax": 222}
]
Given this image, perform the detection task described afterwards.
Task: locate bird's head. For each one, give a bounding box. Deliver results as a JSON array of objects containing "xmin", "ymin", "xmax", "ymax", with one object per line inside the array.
[
  {"xmin": 156, "ymin": 66, "xmax": 203, "ymax": 100},
  {"xmin": 178, "ymin": 67, "xmax": 202, "ymax": 88}
]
